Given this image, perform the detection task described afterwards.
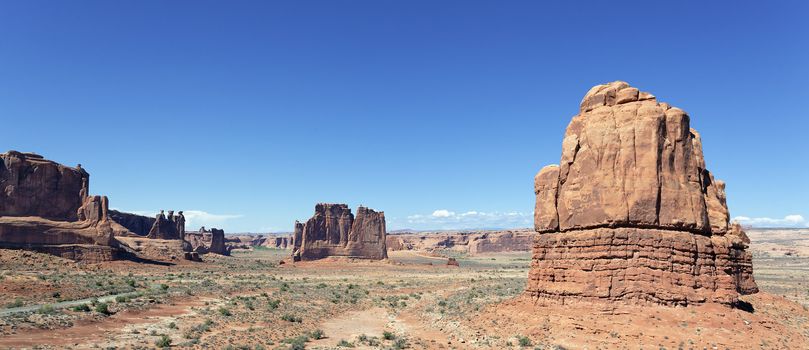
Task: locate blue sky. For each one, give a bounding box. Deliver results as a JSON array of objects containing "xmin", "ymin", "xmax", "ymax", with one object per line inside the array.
[{"xmin": 2, "ymin": 1, "xmax": 807, "ymax": 232}]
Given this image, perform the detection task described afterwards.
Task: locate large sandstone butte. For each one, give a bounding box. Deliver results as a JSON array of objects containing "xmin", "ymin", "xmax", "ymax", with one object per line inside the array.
[
  {"xmin": 528, "ymin": 82, "xmax": 757, "ymax": 306},
  {"xmin": 0, "ymin": 151, "xmax": 117, "ymax": 262},
  {"xmin": 293, "ymin": 203, "xmax": 387, "ymax": 261}
]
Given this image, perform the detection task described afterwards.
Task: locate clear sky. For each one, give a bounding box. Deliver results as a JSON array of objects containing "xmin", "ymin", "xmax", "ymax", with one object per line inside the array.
[{"xmin": 2, "ymin": 1, "xmax": 807, "ymax": 232}]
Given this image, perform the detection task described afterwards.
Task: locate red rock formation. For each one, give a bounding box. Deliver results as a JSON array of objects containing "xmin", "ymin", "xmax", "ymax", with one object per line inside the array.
[
  {"xmin": 527, "ymin": 82, "xmax": 757, "ymax": 306},
  {"xmin": 0, "ymin": 151, "xmax": 88, "ymax": 221},
  {"xmin": 147, "ymin": 210, "xmax": 185, "ymax": 240},
  {"xmin": 295, "ymin": 203, "xmax": 387, "ymax": 261},
  {"xmin": 184, "ymin": 226, "xmax": 228, "ymax": 255},
  {"xmin": 0, "ymin": 152, "xmax": 118, "ymax": 262}
]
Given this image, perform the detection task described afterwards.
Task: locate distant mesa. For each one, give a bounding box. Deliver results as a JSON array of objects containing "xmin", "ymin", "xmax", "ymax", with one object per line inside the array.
[
  {"xmin": 386, "ymin": 229, "xmax": 534, "ymax": 255},
  {"xmin": 528, "ymin": 81, "xmax": 758, "ymax": 306},
  {"xmin": 291, "ymin": 203, "xmax": 387, "ymax": 261}
]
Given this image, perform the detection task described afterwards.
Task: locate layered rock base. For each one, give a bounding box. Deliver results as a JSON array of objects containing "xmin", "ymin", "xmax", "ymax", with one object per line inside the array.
[{"xmin": 528, "ymin": 227, "xmax": 756, "ymax": 305}]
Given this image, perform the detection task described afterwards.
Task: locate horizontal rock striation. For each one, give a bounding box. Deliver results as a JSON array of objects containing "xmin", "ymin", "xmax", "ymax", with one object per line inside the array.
[
  {"xmin": 528, "ymin": 82, "xmax": 757, "ymax": 306},
  {"xmin": 294, "ymin": 203, "xmax": 387, "ymax": 261}
]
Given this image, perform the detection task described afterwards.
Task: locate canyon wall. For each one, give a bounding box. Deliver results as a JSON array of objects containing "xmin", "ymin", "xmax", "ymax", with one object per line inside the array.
[{"xmin": 386, "ymin": 229, "xmax": 534, "ymax": 254}]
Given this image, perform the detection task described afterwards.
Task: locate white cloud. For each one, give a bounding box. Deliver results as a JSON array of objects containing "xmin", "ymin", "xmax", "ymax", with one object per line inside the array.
[
  {"xmin": 732, "ymin": 214, "xmax": 807, "ymax": 228},
  {"xmin": 432, "ymin": 209, "xmax": 455, "ymax": 218},
  {"xmin": 113, "ymin": 209, "xmax": 243, "ymax": 230},
  {"xmin": 394, "ymin": 209, "xmax": 532, "ymax": 230}
]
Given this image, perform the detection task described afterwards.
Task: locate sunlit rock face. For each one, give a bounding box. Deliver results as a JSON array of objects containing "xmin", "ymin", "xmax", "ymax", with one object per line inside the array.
[
  {"xmin": 294, "ymin": 203, "xmax": 387, "ymax": 261},
  {"xmin": 528, "ymin": 82, "xmax": 757, "ymax": 306}
]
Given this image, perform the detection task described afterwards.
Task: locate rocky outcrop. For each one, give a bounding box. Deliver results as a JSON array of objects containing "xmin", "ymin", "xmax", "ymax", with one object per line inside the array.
[
  {"xmin": 0, "ymin": 151, "xmax": 89, "ymax": 221},
  {"xmin": 0, "ymin": 152, "xmax": 118, "ymax": 262},
  {"xmin": 527, "ymin": 82, "xmax": 757, "ymax": 306},
  {"xmin": 108, "ymin": 210, "xmax": 155, "ymax": 236},
  {"xmin": 184, "ymin": 226, "xmax": 228, "ymax": 255},
  {"xmin": 147, "ymin": 210, "xmax": 185, "ymax": 240},
  {"xmin": 294, "ymin": 203, "xmax": 387, "ymax": 261},
  {"xmin": 291, "ymin": 221, "xmax": 303, "ymax": 252},
  {"xmin": 386, "ymin": 229, "xmax": 534, "ymax": 255}
]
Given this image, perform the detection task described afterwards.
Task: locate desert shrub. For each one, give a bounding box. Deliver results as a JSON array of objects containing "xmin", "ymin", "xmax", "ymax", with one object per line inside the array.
[
  {"xmin": 281, "ymin": 313, "xmax": 302, "ymax": 323},
  {"xmin": 308, "ymin": 329, "xmax": 325, "ymax": 340},
  {"xmin": 94, "ymin": 302, "xmax": 111, "ymax": 315},
  {"xmin": 160, "ymin": 284, "xmax": 169, "ymax": 291},
  {"xmin": 392, "ymin": 338, "xmax": 408, "ymax": 349},
  {"xmin": 72, "ymin": 304, "xmax": 91, "ymax": 312},
  {"xmin": 115, "ymin": 295, "xmax": 129, "ymax": 303},
  {"xmin": 5, "ymin": 298, "xmax": 23, "ymax": 308},
  {"xmin": 218, "ymin": 307, "xmax": 232, "ymax": 316},
  {"xmin": 168, "ymin": 322, "xmax": 177, "ymax": 329},
  {"xmin": 517, "ymin": 335, "xmax": 532, "ymax": 347},
  {"xmin": 37, "ymin": 304, "xmax": 56, "ymax": 315},
  {"xmin": 282, "ymin": 335, "xmax": 309, "ymax": 350},
  {"xmin": 382, "ymin": 331, "xmax": 395, "ymax": 340},
  {"xmin": 337, "ymin": 339, "xmax": 354, "ymax": 347},
  {"xmin": 155, "ymin": 334, "xmax": 172, "ymax": 348},
  {"xmin": 267, "ymin": 299, "xmax": 281, "ymax": 310}
]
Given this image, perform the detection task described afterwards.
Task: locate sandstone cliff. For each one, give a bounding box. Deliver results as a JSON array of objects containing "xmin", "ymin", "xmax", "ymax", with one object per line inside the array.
[
  {"xmin": 0, "ymin": 151, "xmax": 88, "ymax": 221},
  {"xmin": 0, "ymin": 151, "xmax": 118, "ymax": 262},
  {"xmin": 295, "ymin": 203, "xmax": 387, "ymax": 261},
  {"xmin": 528, "ymin": 82, "xmax": 757, "ymax": 306}
]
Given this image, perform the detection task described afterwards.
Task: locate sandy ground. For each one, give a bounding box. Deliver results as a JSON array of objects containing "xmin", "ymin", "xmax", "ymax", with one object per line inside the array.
[{"xmin": 0, "ymin": 229, "xmax": 807, "ymax": 349}]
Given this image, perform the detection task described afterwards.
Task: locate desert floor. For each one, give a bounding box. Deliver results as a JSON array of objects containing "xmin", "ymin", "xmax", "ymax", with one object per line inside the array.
[{"xmin": 1, "ymin": 229, "xmax": 808, "ymax": 350}]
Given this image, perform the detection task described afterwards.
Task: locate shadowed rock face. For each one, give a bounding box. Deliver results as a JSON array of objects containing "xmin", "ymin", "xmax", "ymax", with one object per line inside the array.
[
  {"xmin": 147, "ymin": 210, "xmax": 185, "ymax": 240},
  {"xmin": 0, "ymin": 151, "xmax": 89, "ymax": 221},
  {"xmin": 108, "ymin": 210, "xmax": 155, "ymax": 236},
  {"xmin": 528, "ymin": 82, "xmax": 757, "ymax": 306},
  {"xmin": 295, "ymin": 203, "xmax": 387, "ymax": 261}
]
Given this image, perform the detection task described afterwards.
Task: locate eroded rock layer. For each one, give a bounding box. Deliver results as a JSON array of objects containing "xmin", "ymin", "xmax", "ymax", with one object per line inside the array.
[
  {"xmin": 295, "ymin": 203, "xmax": 387, "ymax": 261},
  {"xmin": 528, "ymin": 82, "xmax": 757, "ymax": 306}
]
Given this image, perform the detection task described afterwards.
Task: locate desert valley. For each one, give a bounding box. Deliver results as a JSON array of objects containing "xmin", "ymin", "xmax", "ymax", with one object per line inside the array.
[{"xmin": 2, "ymin": 82, "xmax": 808, "ymax": 349}]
